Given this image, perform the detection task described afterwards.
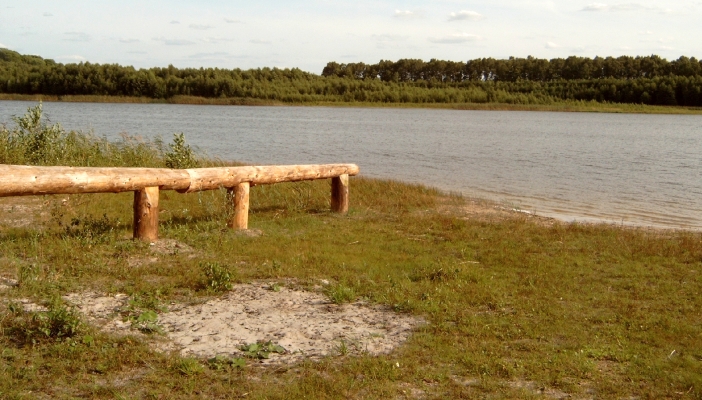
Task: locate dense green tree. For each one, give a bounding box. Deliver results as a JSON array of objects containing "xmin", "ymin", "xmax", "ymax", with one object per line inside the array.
[{"xmin": 2, "ymin": 48, "xmax": 702, "ymax": 106}]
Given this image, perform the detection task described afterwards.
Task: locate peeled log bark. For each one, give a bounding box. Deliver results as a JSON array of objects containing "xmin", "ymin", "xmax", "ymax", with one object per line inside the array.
[
  {"xmin": 0, "ymin": 165, "xmax": 190, "ymax": 197},
  {"xmin": 0, "ymin": 164, "xmax": 359, "ymax": 197},
  {"xmin": 182, "ymin": 164, "xmax": 359, "ymax": 193},
  {"xmin": 227, "ymin": 182, "xmax": 250, "ymax": 230},
  {"xmin": 331, "ymin": 174, "xmax": 349, "ymax": 214},
  {"xmin": 133, "ymin": 187, "xmax": 159, "ymax": 241}
]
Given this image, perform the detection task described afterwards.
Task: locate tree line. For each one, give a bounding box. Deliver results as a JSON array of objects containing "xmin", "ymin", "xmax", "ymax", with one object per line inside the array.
[
  {"xmin": 1, "ymin": 48, "xmax": 701, "ymax": 106},
  {"xmin": 321, "ymin": 55, "xmax": 702, "ymax": 82}
]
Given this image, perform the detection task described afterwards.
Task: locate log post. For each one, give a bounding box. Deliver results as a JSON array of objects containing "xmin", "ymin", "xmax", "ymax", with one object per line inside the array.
[
  {"xmin": 133, "ymin": 186, "xmax": 159, "ymax": 241},
  {"xmin": 331, "ymin": 174, "xmax": 349, "ymax": 214},
  {"xmin": 227, "ymin": 182, "xmax": 250, "ymax": 230}
]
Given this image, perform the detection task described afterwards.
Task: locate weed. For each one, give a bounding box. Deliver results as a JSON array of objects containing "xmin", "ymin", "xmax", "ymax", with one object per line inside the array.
[
  {"xmin": 239, "ymin": 341, "xmax": 286, "ymax": 359},
  {"xmin": 335, "ymin": 340, "xmax": 349, "ymax": 356},
  {"xmin": 325, "ymin": 283, "xmax": 357, "ymax": 304},
  {"xmin": 207, "ymin": 355, "xmax": 246, "ymax": 371},
  {"xmin": 4, "ymin": 299, "xmax": 83, "ymax": 344},
  {"xmin": 129, "ymin": 310, "xmax": 163, "ymax": 335},
  {"xmin": 201, "ymin": 262, "xmax": 233, "ymax": 292},
  {"xmin": 61, "ymin": 213, "xmax": 121, "ymax": 244},
  {"xmin": 174, "ymin": 357, "xmax": 204, "ymax": 376},
  {"xmin": 17, "ymin": 264, "xmax": 40, "ymax": 287}
]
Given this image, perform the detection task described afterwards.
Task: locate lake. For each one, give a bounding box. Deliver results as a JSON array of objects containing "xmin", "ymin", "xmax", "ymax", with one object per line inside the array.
[{"xmin": 1, "ymin": 100, "xmax": 701, "ymax": 230}]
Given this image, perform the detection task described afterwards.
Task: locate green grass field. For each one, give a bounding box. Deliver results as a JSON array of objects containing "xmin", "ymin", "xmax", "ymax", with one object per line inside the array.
[{"xmin": 1, "ymin": 103, "xmax": 701, "ymax": 399}]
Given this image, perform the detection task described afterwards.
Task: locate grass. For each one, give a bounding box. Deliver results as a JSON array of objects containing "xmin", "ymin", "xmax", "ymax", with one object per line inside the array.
[
  {"xmin": 0, "ymin": 104, "xmax": 701, "ymax": 398},
  {"xmin": 3, "ymin": 92, "xmax": 702, "ymax": 114}
]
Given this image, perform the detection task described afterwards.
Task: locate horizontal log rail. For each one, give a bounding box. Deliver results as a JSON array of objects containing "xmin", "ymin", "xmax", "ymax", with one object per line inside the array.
[{"xmin": 0, "ymin": 163, "xmax": 359, "ymax": 241}]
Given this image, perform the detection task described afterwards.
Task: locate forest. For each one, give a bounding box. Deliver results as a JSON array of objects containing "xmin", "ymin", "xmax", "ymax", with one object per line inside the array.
[{"xmin": 1, "ymin": 48, "xmax": 702, "ymax": 106}]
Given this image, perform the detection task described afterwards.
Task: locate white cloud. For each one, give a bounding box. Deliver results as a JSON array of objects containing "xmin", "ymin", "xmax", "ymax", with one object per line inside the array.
[
  {"xmin": 200, "ymin": 37, "xmax": 234, "ymax": 44},
  {"xmin": 638, "ymin": 30, "xmax": 653, "ymax": 35},
  {"xmin": 189, "ymin": 24, "xmax": 213, "ymax": 30},
  {"xmin": 64, "ymin": 32, "xmax": 91, "ymax": 42},
  {"xmin": 224, "ymin": 18, "xmax": 242, "ymax": 24},
  {"xmin": 189, "ymin": 52, "xmax": 236, "ymax": 59},
  {"xmin": 581, "ymin": 3, "xmax": 672, "ymax": 12},
  {"xmin": 170, "ymin": 20, "xmax": 180, "ymax": 24},
  {"xmin": 0, "ymin": 42, "xmax": 7, "ymax": 48},
  {"xmin": 42, "ymin": 12, "xmax": 53, "ymax": 17},
  {"xmin": 371, "ymin": 34, "xmax": 407, "ymax": 42},
  {"xmin": 428, "ymin": 33, "xmax": 481, "ymax": 44},
  {"xmin": 394, "ymin": 10, "xmax": 417, "ymax": 19},
  {"xmin": 250, "ymin": 39, "xmax": 271, "ymax": 44},
  {"xmin": 448, "ymin": 10, "xmax": 484, "ymax": 21},
  {"xmin": 153, "ymin": 37, "xmax": 196, "ymax": 46},
  {"xmin": 545, "ymin": 41, "xmax": 561, "ymax": 48},
  {"xmin": 119, "ymin": 38, "xmax": 139, "ymax": 43},
  {"xmin": 581, "ymin": 3, "xmax": 609, "ymax": 11}
]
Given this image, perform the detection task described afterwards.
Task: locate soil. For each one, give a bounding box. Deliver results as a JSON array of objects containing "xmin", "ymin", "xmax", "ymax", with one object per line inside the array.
[{"xmin": 63, "ymin": 282, "xmax": 424, "ymax": 365}]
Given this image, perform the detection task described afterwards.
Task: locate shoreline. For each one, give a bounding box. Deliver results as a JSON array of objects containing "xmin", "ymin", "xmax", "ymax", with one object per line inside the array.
[{"xmin": 2, "ymin": 93, "xmax": 702, "ymax": 115}]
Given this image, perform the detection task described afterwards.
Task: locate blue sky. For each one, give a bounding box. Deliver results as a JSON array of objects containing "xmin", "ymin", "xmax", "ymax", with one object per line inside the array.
[{"xmin": 1, "ymin": 0, "xmax": 700, "ymax": 73}]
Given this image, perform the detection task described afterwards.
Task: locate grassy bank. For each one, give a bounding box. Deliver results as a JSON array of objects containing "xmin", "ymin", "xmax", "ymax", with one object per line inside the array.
[
  {"xmin": 1, "ymin": 105, "xmax": 701, "ymax": 399},
  {"xmin": 2, "ymin": 93, "xmax": 702, "ymax": 115}
]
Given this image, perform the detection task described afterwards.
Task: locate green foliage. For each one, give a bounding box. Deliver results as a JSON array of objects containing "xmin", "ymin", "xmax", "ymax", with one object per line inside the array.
[
  {"xmin": 60, "ymin": 213, "xmax": 121, "ymax": 244},
  {"xmin": 201, "ymin": 262, "xmax": 233, "ymax": 292},
  {"xmin": 207, "ymin": 355, "xmax": 246, "ymax": 370},
  {"xmin": 129, "ymin": 310, "xmax": 163, "ymax": 334},
  {"xmin": 2, "ymin": 48, "xmax": 702, "ymax": 106},
  {"xmin": 173, "ymin": 357, "xmax": 204, "ymax": 376},
  {"xmin": 4, "ymin": 299, "xmax": 83, "ymax": 344},
  {"xmin": 325, "ymin": 283, "xmax": 357, "ymax": 304},
  {"xmin": 0, "ymin": 102, "xmax": 181, "ymax": 167},
  {"xmin": 165, "ymin": 132, "xmax": 199, "ymax": 169},
  {"xmin": 17, "ymin": 264, "xmax": 40, "ymax": 288},
  {"xmin": 239, "ymin": 341, "xmax": 286, "ymax": 359}
]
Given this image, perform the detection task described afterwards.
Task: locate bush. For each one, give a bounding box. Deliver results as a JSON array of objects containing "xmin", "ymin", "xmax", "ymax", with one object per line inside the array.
[{"xmin": 165, "ymin": 132, "xmax": 199, "ymax": 169}]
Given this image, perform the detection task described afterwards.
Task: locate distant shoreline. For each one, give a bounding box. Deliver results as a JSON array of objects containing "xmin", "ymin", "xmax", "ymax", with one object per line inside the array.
[{"xmin": 2, "ymin": 93, "xmax": 701, "ymax": 115}]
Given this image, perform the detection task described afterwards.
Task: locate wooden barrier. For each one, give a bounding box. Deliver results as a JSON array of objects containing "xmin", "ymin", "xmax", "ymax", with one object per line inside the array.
[{"xmin": 0, "ymin": 163, "xmax": 359, "ymax": 241}]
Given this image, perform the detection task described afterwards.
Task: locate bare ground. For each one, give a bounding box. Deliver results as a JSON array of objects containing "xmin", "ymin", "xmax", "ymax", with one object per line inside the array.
[{"xmin": 63, "ymin": 282, "xmax": 424, "ymax": 365}]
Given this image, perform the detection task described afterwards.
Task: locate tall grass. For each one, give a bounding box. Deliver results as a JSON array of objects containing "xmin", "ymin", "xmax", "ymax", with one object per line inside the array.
[{"xmin": 0, "ymin": 102, "xmax": 203, "ymax": 168}]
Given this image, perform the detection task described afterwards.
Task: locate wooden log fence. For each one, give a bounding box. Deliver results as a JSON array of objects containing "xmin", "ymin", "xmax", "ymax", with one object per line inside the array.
[{"xmin": 0, "ymin": 163, "xmax": 359, "ymax": 241}]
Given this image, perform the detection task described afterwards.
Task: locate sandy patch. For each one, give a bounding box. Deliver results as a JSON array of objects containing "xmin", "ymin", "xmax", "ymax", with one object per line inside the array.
[
  {"xmin": 0, "ymin": 197, "xmax": 50, "ymax": 228},
  {"xmin": 148, "ymin": 239, "xmax": 196, "ymax": 256},
  {"xmin": 64, "ymin": 282, "xmax": 423, "ymax": 365},
  {"xmin": 0, "ymin": 277, "xmax": 18, "ymax": 291}
]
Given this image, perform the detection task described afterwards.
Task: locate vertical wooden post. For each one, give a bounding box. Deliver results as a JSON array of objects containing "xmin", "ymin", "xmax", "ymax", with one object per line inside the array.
[
  {"xmin": 133, "ymin": 186, "xmax": 159, "ymax": 241},
  {"xmin": 331, "ymin": 174, "xmax": 349, "ymax": 214},
  {"xmin": 227, "ymin": 182, "xmax": 250, "ymax": 230}
]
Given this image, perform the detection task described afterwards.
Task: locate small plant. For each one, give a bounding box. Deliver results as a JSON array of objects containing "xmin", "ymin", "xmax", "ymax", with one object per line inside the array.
[
  {"xmin": 174, "ymin": 357, "xmax": 204, "ymax": 376},
  {"xmin": 207, "ymin": 355, "xmax": 246, "ymax": 371},
  {"xmin": 335, "ymin": 339, "xmax": 349, "ymax": 356},
  {"xmin": 325, "ymin": 283, "xmax": 357, "ymax": 304},
  {"xmin": 61, "ymin": 213, "xmax": 121, "ymax": 244},
  {"xmin": 129, "ymin": 310, "xmax": 163, "ymax": 334},
  {"xmin": 239, "ymin": 341, "xmax": 286, "ymax": 359},
  {"xmin": 5, "ymin": 299, "xmax": 84, "ymax": 344},
  {"xmin": 17, "ymin": 263, "xmax": 41, "ymax": 287},
  {"xmin": 165, "ymin": 132, "xmax": 199, "ymax": 169},
  {"xmin": 202, "ymin": 262, "xmax": 233, "ymax": 292}
]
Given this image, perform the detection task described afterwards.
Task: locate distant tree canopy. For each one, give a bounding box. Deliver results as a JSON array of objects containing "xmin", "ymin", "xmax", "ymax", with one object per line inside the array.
[
  {"xmin": 321, "ymin": 55, "xmax": 702, "ymax": 82},
  {"xmin": 2, "ymin": 48, "xmax": 702, "ymax": 106}
]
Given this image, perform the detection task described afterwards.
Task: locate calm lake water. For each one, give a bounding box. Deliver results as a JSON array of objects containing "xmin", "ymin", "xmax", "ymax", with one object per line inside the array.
[{"xmin": 1, "ymin": 100, "xmax": 701, "ymax": 230}]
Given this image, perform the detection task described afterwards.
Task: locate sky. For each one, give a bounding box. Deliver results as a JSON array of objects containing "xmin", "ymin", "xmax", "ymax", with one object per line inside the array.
[{"xmin": 1, "ymin": 0, "xmax": 700, "ymax": 73}]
